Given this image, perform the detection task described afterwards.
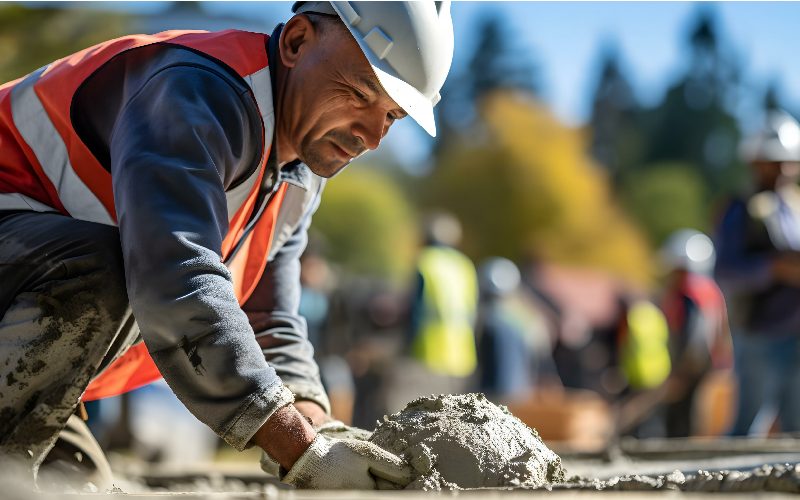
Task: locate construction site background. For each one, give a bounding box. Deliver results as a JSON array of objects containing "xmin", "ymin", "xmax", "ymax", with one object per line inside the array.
[{"xmin": 3, "ymin": 1, "xmax": 799, "ymax": 469}]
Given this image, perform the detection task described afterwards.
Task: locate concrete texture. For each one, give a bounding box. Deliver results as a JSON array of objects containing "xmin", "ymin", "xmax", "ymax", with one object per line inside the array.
[{"xmin": 370, "ymin": 394, "xmax": 564, "ymax": 489}]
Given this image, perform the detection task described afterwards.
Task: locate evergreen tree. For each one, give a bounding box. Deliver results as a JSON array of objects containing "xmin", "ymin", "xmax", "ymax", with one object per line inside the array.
[
  {"xmin": 589, "ymin": 45, "xmax": 639, "ymax": 175},
  {"xmin": 466, "ymin": 15, "xmax": 539, "ymax": 100},
  {"xmin": 436, "ymin": 13, "xmax": 540, "ymax": 145},
  {"xmin": 642, "ymin": 9, "xmax": 745, "ymax": 194}
]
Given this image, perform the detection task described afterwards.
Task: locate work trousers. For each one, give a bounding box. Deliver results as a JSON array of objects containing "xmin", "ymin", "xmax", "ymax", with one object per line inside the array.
[
  {"xmin": 0, "ymin": 211, "xmax": 139, "ymax": 478},
  {"xmin": 730, "ymin": 329, "xmax": 800, "ymax": 436}
]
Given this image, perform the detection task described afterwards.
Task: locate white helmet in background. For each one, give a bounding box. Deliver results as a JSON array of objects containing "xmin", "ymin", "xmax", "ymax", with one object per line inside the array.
[
  {"xmin": 292, "ymin": 1, "xmax": 454, "ymax": 137},
  {"xmin": 479, "ymin": 257, "xmax": 521, "ymax": 297},
  {"xmin": 739, "ymin": 109, "xmax": 800, "ymax": 163},
  {"xmin": 659, "ymin": 229, "xmax": 716, "ymax": 276}
]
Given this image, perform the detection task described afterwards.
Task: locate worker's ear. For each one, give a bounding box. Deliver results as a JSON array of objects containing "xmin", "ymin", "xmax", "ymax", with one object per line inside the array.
[{"xmin": 280, "ymin": 15, "xmax": 317, "ymax": 68}]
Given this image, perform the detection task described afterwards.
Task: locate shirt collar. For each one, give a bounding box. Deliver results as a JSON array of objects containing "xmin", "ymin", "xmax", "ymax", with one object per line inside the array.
[{"xmin": 279, "ymin": 160, "xmax": 314, "ymax": 190}]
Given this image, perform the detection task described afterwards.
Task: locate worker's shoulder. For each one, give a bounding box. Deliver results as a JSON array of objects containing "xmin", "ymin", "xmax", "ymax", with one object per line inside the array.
[{"xmin": 86, "ymin": 42, "xmax": 253, "ymax": 104}]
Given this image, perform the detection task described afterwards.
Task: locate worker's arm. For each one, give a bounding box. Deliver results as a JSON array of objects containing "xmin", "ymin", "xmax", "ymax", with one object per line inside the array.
[
  {"xmin": 243, "ymin": 172, "xmax": 333, "ymax": 424},
  {"xmin": 110, "ymin": 64, "xmax": 298, "ymax": 452}
]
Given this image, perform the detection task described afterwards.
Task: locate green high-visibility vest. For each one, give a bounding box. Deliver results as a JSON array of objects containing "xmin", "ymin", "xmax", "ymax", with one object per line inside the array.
[{"xmin": 412, "ymin": 246, "xmax": 478, "ymax": 377}]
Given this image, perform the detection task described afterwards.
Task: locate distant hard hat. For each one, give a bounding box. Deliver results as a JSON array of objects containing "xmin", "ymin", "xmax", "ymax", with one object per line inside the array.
[
  {"xmin": 739, "ymin": 109, "xmax": 800, "ymax": 163},
  {"xmin": 292, "ymin": 1, "xmax": 454, "ymax": 137},
  {"xmin": 659, "ymin": 229, "xmax": 716, "ymax": 275},
  {"xmin": 423, "ymin": 211, "xmax": 462, "ymax": 247},
  {"xmin": 479, "ymin": 257, "xmax": 521, "ymax": 297}
]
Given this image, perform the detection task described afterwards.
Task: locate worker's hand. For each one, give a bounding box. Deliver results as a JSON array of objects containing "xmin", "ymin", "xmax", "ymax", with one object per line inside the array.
[
  {"xmin": 315, "ymin": 420, "xmax": 372, "ymax": 441},
  {"xmin": 281, "ymin": 434, "xmax": 413, "ymax": 490}
]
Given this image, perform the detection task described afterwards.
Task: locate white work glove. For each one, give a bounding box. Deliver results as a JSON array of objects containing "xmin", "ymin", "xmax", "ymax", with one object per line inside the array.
[
  {"xmin": 281, "ymin": 434, "xmax": 413, "ymax": 490},
  {"xmin": 260, "ymin": 421, "xmax": 372, "ymax": 477},
  {"xmin": 314, "ymin": 420, "xmax": 372, "ymax": 441}
]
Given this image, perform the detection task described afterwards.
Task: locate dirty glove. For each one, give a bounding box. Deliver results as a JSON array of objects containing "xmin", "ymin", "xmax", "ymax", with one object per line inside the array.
[
  {"xmin": 281, "ymin": 434, "xmax": 412, "ymax": 490},
  {"xmin": 314, "ymin": 420, "xmax": 372, "ymax": 441}
]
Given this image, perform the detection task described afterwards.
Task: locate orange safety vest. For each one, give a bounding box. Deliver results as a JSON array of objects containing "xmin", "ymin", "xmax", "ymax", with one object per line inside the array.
[{"xmin": 0, "ymin": 30, "xmax": 287, "ymax": 400}]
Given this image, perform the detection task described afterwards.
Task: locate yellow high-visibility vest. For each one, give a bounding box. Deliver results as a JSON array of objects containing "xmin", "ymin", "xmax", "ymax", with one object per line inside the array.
[
  {"xmin": 412, "ymin": 246, "xmax": 478, "ymax": 377},
  {"xmin": 621, "ymin": 300, "xmax": 672, "ymax": 390}
]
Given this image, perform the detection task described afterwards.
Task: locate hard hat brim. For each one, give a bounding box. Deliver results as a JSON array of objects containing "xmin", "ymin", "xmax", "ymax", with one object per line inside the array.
[
  {"xmin": 327, "ymin": 2, "xmax": 438, "ymax": 138},
  {"xmin": 369, "ymin": 64, "xmax": 437, "ymax": 137}
]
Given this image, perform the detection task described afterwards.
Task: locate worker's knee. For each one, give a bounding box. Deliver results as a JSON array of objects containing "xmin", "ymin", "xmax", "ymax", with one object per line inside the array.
[{"xmin": 39, "ymin": 223, "xmax": 129, "ymax": 322}]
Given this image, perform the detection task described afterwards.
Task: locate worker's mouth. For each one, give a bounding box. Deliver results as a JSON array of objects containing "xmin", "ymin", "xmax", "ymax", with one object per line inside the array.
[{"xmin": 330, "ymin": 142, "xmax": 354, "ymax": 162}]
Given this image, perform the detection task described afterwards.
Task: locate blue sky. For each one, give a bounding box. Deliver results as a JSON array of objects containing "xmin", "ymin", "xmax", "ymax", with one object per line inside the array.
[
  {"xmin": 84, "ymin": 1, "xmax": 800, "ymax": 125},
  {"xmin": 41, "ymin": 1, "xmax": 800, "ymax": 167}
]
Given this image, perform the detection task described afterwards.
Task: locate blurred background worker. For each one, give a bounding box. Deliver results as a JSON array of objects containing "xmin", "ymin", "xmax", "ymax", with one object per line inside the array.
[
  {"xmin": 715, "ymin": 110, "xmax": 800, "ymax": 436},
  {"xmin": 660, "ymin": 229, "xmax": 731, "ymax": 437},
  {"xmin": 619, "ymin": 299, "xmax": 672, "ymax": 395},
  {"xmin": 615, "ymin": 297, "xmax": 672, "ymax": 438},
  {"xmin": 408, "ymin": 212, "xmax": 479, "ymax": 391},
  {"xmin": 476, "ymin": 257, "xmax": 560, "ymax": 402}
]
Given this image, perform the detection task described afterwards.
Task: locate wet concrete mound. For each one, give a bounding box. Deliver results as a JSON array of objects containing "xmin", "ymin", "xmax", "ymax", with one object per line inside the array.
[{"xmin": 369, "ymin": 393, "xmax": 565, "ymax": 490}]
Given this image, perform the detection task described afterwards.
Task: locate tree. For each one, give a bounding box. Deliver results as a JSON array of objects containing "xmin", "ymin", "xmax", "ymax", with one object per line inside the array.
[
  {"xmin": 589, "ymin": 45, "xmax": 641, "ymax": 176},
  {"xmin": 640, "ymin": 10, "xmax": 746, "ymax": 195},
  {"xmin": 620, "ymin": 163, "xmax": 710, "ymax": 246},
  {"xmin": 465, "ymin": 15, "xmax": 539, "ymax": 101},
  {"xmin": 424, "ymin": 90, "xmax": 653, "ymax": 286},
  {"xmin": 0, "ymin": 4, "xmax": 130, "ymax": 85},
  {"xmin": 436, "ymin": 14, "xmax": 540, "ymax": 143},
  {"xmin": 310, "ymin": 166, "xmax": 418, "ymax": 281}
]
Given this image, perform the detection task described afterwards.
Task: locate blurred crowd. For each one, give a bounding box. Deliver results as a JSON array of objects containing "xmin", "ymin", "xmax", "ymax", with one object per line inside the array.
[{"xmin": 6, "ymin": 2, "xmax": 797, "ymax": 463}]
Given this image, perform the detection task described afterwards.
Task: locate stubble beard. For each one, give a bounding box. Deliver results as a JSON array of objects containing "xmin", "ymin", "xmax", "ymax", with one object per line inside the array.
[{"xmin": 300, "ymin": 129, "xmax": 366, "ymax": 179}]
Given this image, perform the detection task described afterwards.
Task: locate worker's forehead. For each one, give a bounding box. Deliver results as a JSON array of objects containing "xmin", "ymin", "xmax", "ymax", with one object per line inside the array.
[{"xmin": 353, "ymin": 71, "xmax": 380, "ymax": 94}]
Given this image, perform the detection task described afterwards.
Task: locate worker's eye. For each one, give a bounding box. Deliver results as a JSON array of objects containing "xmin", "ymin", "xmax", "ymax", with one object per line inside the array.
[{"xmin": 353, "ymin": 88, "xmax": 368, "ymax": 102}]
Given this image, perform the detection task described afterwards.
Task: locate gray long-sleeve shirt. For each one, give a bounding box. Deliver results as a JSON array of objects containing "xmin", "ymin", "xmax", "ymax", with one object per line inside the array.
[{"xmin": 71, "ymin": 35, "xmax": 329, "ymax": 450}]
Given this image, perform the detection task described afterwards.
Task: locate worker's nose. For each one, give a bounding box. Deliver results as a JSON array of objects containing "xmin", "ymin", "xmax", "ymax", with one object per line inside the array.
[{"xmin": 351, "ymin": 108, "xmax": 387, "ymax": 151}]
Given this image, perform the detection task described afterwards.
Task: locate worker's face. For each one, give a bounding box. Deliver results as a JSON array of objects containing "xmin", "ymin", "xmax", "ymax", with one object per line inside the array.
[{"xmin": 278, "ymin": 16, "xmax": 407, "ymax": 178}]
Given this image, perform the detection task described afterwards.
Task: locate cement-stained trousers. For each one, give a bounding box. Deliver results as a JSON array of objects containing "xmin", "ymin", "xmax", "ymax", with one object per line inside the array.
[{"xmin": 0, "ymin": 210, "xmax": 140, "ymax": 479}]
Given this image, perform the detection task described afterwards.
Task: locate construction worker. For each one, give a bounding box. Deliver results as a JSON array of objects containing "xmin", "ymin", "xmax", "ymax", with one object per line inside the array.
[
  {"xmin": 659, "ymin": 229, "xmax": 731, "ymax": 437},
  {"xmin": 409, "ymin": 212, "xmax": 478, "ymax": 385},
  {"xmin": 476, "ymin": 257, "xmax": 560, "ymax": 401},
  {"xmin": 0, "ymin": 1, "xmax": 454, "ymax": 490},
  {"xmin": 715, "ymin": 110, "xmax": 800, "ymax": 436}
]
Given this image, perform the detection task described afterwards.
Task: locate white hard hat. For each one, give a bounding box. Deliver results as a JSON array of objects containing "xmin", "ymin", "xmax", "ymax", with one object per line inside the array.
[
  {"xmin": 739, "ymin": 109, "xmax": 800, "ymax": 163},
  {"xmin": 659, "ymin": 229, "xmax": 716, "ymax": 275},
  {"xmin": 292, "ymin": 1, "xmax": 454, "ymax": 137},
  {"xmin": 479, "ymin": 257, "xmax": 521, "ymax": 297}
]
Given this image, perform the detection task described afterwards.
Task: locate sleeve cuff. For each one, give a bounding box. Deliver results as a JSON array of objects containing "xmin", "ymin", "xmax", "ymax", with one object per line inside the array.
[
  {"xmin": 284, "ymin": 381, "xmax": 331, "ymax": 416},
  {"xmin": 221, "ymin": 382, "xmax": 295, "ymax": 451}
]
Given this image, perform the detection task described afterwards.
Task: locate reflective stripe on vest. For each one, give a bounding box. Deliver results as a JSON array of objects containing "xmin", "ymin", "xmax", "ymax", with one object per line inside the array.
[{"xmin": 10, "ymin": 64, "xmax": 116, "ymax": 224}]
